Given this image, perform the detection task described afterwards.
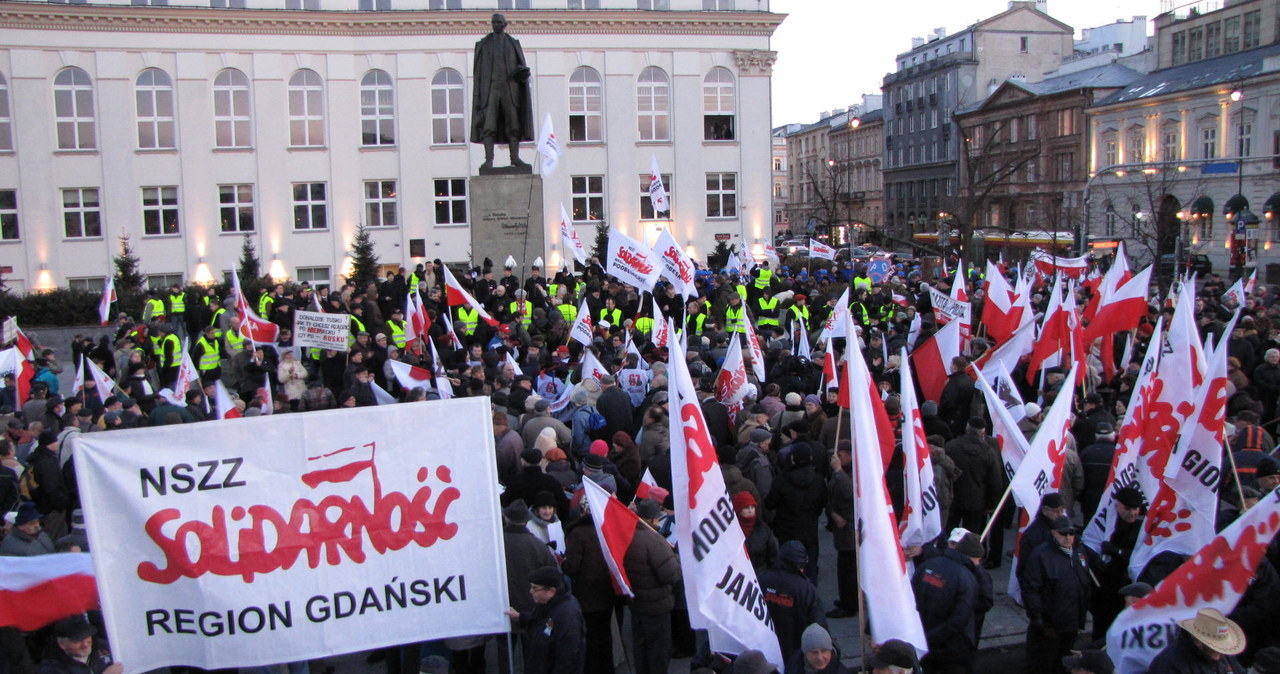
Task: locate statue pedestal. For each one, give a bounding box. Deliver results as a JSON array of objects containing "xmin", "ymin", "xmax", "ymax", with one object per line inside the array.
[{"xmin": 469, "ymin": 173, "xmax": 544, "ymax": 271}]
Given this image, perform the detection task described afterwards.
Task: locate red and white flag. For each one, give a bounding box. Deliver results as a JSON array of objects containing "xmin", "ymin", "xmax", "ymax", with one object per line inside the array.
[
  {"xmin": 817, "ymin": 287, "xmax": 851, "ymax": 342},
  {"xmin": 1222, "ymin": 269, "xmax": 1256, "ymax": 307},
  {"xmin": 743, "ymin": 317, "xmax": 766, "ymax": 383},
  {"xmin": 429, "ymin": 338, "xmax": 454, "ymax": 400},
  {"xmin": 1026, "ymin": 277, "xmax": 1083, "ymax": 385},
  {"xmin": 845, "ymin": 314, "xmax": 928, "ymax": 655},
  {"xmin": 388, "ymin": 360, "xmax": 435, "ymax": 391},
  {"xmin": 975, "ymin": 318, "xmax": 1035, "ymax": 381},
  {"xmin": 808, "ymin": 239, "xmax": 836, "ymax": 261},
  {"xmin": 569, "ymin": 299, "xmax": 595, "ymax": 347},
  {"xmin": 13, "ymin": 326, "xmax": 35, "ymax": 361},
  {"xmin": 981, "ymin": 262, "xmax": 1022, "ymax": 345},
  {"xmin": 441, "ymin": 265, "xmax": 498, "ymax": 327},
  {"xmin": 98, "ymin": 277, "xmax": 116, "ymax": 326},
  {"xmin": 1010, "ymin": 364, "xmax": 1079, "ymax": 512},
  {"xmin": 559, "ymin": 204, "xmax": 588, "ymax": 266},
  {"xmin": 714, "ymin": 336, "xmax": 749, "ymax": 417},
  {"xmin": 898, "ymin": 347, "xmax": 941, "ymax": 548},
  {"xmin": 0, "ymin": 347, "xmax": 35, "ymax": 407},
  {"xmin": 910, "ymin": 318, "xmax": 963, "ymax": 403},
  {"xmin": 1107, "ymin": 489, "xmax": 1280, "ymax": 674},
  {"xmin": 259, "ymin": 371, "xmax": 272, "ymax": 416},
  {"xmin": 1083, "ymin": 266, "xmax": 1152, "ymax": 343},
  {"xmin": 581, "ymin": 476, "xmax": 639, "ymax": 597},
  {"xmin": 0, "ymin": 553, "xmax": 98, "ymax": 631},
  {"xmin": 607, "ymin": 230, "xmax": 661, "ymax": 293},
  {"xmin": 668, "ymin": 330, "xmax": 782, "ymax": 666},
  {"xmin": 648, "ymin": 155, "xmax": 669, "ymax": 214},
  {"xmin": 403, "ymin": 292, "xmax": 424, "ymax": 346},
  {"xmin": 654, "ymin": 228, "xmax": 696, "ymax": 299},
  {"xmin": 633, "ymin": 468, "xmax": 669, "ymax": 505},
  {"xmin": 438, "ymin": 308, "xmax": 462, "ymax": 351},
  {"xmin": 1083, "ymin": 319, "xmax": 1164, "ymax": 555},
  {"xmin": 1084, "ymin": 242, "xmax": 1131, "ymax": 322},
  {"xmin": 212, "ymin": 379, "xmax": 241, "ymax": 420},
  {"xmin": 230, "ymin": 271, "xmax": 280, "ymax": 345},
  {"xmin": 1030, "ymin": 249, "xmax": 1089, "ymax": 280}
]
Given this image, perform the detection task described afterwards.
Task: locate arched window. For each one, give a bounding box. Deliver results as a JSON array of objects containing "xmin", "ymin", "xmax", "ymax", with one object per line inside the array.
[
  {"xmin": 703, "ymin": 66, "xmax": 735, "ymax": 140},
  {"xmin": 135, "ymin": 68, "xmax": 175, "ymax": 149},
  {"xmin": 359, "ymin": 69, "xmax": 394, "ymax": 146},
  {"xmin": 637, "ymin": 66, "xmax": 669, "ymax": 142},
  {"xmin": 430, "ymin": 68, "xmax": 465, "ymax": 145},
  {"xmin": 54, "ymin": 67, "xmax": 96, "ymax": 150},
  {"xmin": 213, "ymin": 68, "xmax": 252, "ymax": 149},
  {"xmin": 568, "ymin": 67, "xmax": 602, "ymax": 143},
  {"xmin": 0, "ymin": 74, "xmax": 11, "ymax": 151},
  {"xmin": 288, "ymin": 69, "xmax": 325, "ymax": 148}
]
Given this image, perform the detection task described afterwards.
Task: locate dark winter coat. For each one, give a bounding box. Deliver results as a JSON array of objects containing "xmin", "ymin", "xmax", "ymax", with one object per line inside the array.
[
  {"xmin": 28, "ymin": 447, "xmax": 68, "ymax": 515},
  {"xmin": 1146, "ymin": 631, "xmax": 1245, "ymax": 674},
  {"xmin": 912, "ymin": 548, "xmax": 979, "ymax": 662},
  {"xmin": 1022, "ymin": 540, "xmax": 1091, "ymax": 633},
  {"xmin": 504, "ymin": 466, "xmax": 571, "ymax": 521},
  {"xmin": 945, "ymin": 430, "xmax": 1003, "ymax": 513},
  {"xmin": 518, "ymin": 592, "xmax": 585, "ymax": 674},
  {"xmin": 561, "ymin": 517, "xmax": 618, "ymax": 614},
  {"xmin": 622, "ymin": 523, "xmax": 680, "ymax": 615},
  {"xmin": 757, "ymin": 566, "xmax": 826, "ymax": 661},
  {"xmin": 744, "ymin": 519, "xmax": 780, "ymax": 572},
  {"xmin": 597, "ymin": 386, "xmax": 635, "ymax": 440},
  {"xmin": 766, "ymin": 464, "xmax": 828, "ymax": 549},
  {"xmin": 826, "ymin": 464, "xmax": 855, "ymax": 552},
  {"xmin": 1079, "ymin": 439, "xmax": 1117, "ymax": 521},
  {"xmin": 504, "ymin": 523, "xmax": 557, "ymax": 615}
]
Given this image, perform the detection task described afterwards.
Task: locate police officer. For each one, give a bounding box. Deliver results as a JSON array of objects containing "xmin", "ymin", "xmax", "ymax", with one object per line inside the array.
[
  {"xmin": 756, "ymin": 291, "xmax": 780, "ymax": 330},
  {"xmin": 723, "ymin": 293, "xmax": 747, "ymax": 341},
  {"xmin": 193, "ymin": 325, "xmax": 223, "ymax": 382},
  {"xmin": 1023, "ymin": 516, "xmax": 1091, "ymax": 674},
  {"xmin": 913, "ymin": 532, "xmax": 985, "ymax": 674}
]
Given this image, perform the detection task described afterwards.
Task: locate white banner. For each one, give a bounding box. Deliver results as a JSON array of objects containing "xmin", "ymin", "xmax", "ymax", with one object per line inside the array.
[
  {"xmin": 559, "ymin": 204, "xmax": 588, "ymax": 265},
  {"xmin": 293, "ymin": 310, "xmax": 350, "ymax": 352},
  {"xmin": 654, "ymin": 228, "xmax": 696, "ymax": 298},
  {"xmin": 75, "ymin": 400, "xmax": 509, "ymax": 673},
  {"xmin": 925, "ymin": 284, "xmax": 971, "ymax": 325},
  {"xmin": 808, "ymin": 239, "xmax": 835, "ymax": 260},
  {"xmin": 607, "ymin": 229, "xmax": 661, "ymax": 292}
]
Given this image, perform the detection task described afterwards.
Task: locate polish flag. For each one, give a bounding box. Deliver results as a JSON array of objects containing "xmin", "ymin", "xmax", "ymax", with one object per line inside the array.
[
  {"xmin": 975, "ymin": 318, "xmax": 1035, "ymax": 381},
  {"xmin": 213, "ymin": 380, "xmax": 241, "ymax": 420},
  {"xmin": 910, "ymin": 318, "xmax": 962, "ymax": 403},
  {"xmin": 714, "ymin": 336, "xmax": 749, "ymax": 416},
  {"xmin": 440, "ymin": 265, "xmax": 498, "ymax": 327},
  {"xmin": 844, "ymin": 313, "xmax": 928, "ymax": 656},
  {"xmin": 14, "ymin": 326, "xmax": 34, "ymax": 361},
  {"xmin": 898, "ymin": 347, "xmax": 941, "ymax": 548},
  {"xmin": 569, "ymin": 299, "xmax": 595, "ymax": 347},
  {"xmin": 403, "ymin": 292, "xmax": 425, "ymax": 347},
  {"xmin": 0, "ymin": 347, "xmax": 36, "ymax": 407},
  {"xmin": 743, "ymin": 316, "xmax": 766, "ymax": 383},
  {"xmin": 388, "ymin": 360, "xmax": 435, "ymax": 390},
  {"xmin": 1009, "ymin": 363, "xmax": 1079, "ymax": 512},
  {"xmin": 981, "ymin": 261, "xmax": 1022, "ymax": 345},
  {"xmin": 84, "ymin": 357, "xmax": 116, "ymax": 407},
  {"xmin": 632, "ymin": 468, "xmax": 669, "ymax": 505},
  {"xmin": 1107, "ymin": 489, "xmax": 1280, "ymax": 674},
  {"xmin": 230, "ymin": 271, "xmax": 279, "ymax": 344},
  {"xmin": 438, "ymin": 307, "xmax": 462, "ymax": 350},
  {"xmin": 259, "ymin": 371, "xmax": 272, "ymax": 416},
  {"xmin": 0, "ymin": 553, "xmax": 98, "ymax": 631},
  {"xmin": 582, "ymin": 475, "xmax": 639, "ymax": 597},
  {"xmin": 1083, "ymin": 265, "xmax": 1152, "ymax": 343},
  {"xmin": 950, "ymin": 262, "xmax": 968, "ymax": 303},
  {"xmin": 98, "ymin": 277, "xmax": 116, "ymax": 326},
  {"xmin": 429, "ymin": 338, "xmax": 454, "ymax": 400},
  {"xmin": 1084, "ymin": 243, "xmax": 1131, "ymax": 322},
  {"xmin": 1026, "ymin": 277, "xmax": 1083, "ymax": 385}
]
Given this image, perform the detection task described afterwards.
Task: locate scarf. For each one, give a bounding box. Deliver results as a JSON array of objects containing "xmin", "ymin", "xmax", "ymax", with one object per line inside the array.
[{"xmin": 739, "ymin": 512, "xmax": 756, "ymax": 538}]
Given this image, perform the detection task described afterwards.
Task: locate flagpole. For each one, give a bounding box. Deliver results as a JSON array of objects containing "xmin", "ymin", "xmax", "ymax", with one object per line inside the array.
[
  {"xmin": 1222, "ymin": 436, "xmax": 1249, "ymax": 510},
  {"xmin": 979, "ymin": 483, "xmax": 1015, "ymax": 544},
  {"xmin": 852, "ymin": 473, "xmax": 871, "ymax": 669}
]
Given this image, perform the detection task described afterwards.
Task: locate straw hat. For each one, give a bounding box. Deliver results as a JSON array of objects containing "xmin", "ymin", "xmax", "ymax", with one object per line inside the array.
[{"xmin": 1178, "ymin": 608, "xmax": 1245, "ymax": 655}]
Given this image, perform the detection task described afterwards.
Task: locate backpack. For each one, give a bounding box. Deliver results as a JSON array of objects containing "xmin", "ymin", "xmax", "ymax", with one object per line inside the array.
[{"xmin": 583, "ymin": 406, "xmax": 607, "ymax": 432}]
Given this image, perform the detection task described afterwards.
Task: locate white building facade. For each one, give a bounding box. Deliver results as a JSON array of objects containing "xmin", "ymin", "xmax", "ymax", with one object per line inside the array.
[{"xmin": 0, "ymin": 0, "xmax": 782, "ymax": 292}]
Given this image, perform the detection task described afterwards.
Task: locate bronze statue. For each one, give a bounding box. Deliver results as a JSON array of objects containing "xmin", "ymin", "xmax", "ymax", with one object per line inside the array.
[{"xmin": 471, "ymin": 13, "xmax": 533, "ymax": 171}]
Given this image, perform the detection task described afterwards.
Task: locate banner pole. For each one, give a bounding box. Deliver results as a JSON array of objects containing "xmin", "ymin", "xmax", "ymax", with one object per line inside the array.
[
  {"xmin": 1223, "ymin": 436, "xmax": 1248, "ymax": 510},
  {"xmin": 979, "ymin": 482, "xmax": 1015, "ymax": 544}
]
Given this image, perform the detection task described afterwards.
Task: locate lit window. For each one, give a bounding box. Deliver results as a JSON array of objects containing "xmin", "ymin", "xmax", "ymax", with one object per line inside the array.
[
  {"xmin": 568, "ymin": 67, "xmax": 603, "ymax": 143},
  {"xmin": 54, "ymin": 68, "xmax": 96, "ymax": 150},
  {"xmin": 571, "ymin": 175, "xmax": 604, "ymax": 222},
  {"xmin": 359, "ymin": 69, "xmax": 395, "ymax": 146},
  {"xmin": 142, "ymin": 186, "xmax": 180, "ymax": 236},
  {"xmin": 219, "ymin": 184, "xmax": 255, "ymax": 233},
  {"xmin": 292, "ymin": 183, "xmax": 327, "ymax": 230}
]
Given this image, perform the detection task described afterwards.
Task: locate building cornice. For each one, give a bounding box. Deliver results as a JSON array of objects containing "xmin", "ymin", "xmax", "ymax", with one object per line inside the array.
[{"xmin": 0, "ymin": 2, "xmax": 785, "ymax": 37}]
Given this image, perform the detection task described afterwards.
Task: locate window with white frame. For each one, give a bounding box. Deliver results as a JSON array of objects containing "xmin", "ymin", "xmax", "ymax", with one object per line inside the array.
[
  {"xmin": 430, "ymin": 69, "xmax": 465, "ymax": 144},
  {"xmin": 705, "ymin": 172, "xmax": 736, "ymax": 218},
  {"xmin": 639, "ymin": 173, "xmax": 672, "ymax": 220},
  {"xmin": 1236, "ymin": 119, "xmax": 1252, "ymax": 156},
  {"xmin": 292, "ymin": 182, "xmax": 327, "ymax": 230},
  {"xmin": 636, "ymin": 0, "xmax": 669, "ymax": 7},
  {"xmin": 571, "ymin": 175, "xmax": 604, "ymax": 222},
  {"xmin": 1162, "ymin": 124, "xmax": 1180, "ymax": 161},
  {"xmin": 637, "ymin": 67, "xmax": 670, "ymax": 142},
  {"xmin": 288, "ymin": 69, "xmax": 325, "ymax": 148},
  {"xmin": 219, "ymin": 184, "xmax": 255, "ymax": 233},
  {"xmin": 434, "ymin": 178, "xmax": 467, "ymax": 226},
  {"xmin": 147, "ymin": 274, "xmax": 183, "ymax": 289},
  {"xmin": 135, "ymin": 68, "xmax": 175, "ymax": 150},
  {"xmin": 296, "ymin": 266, "xmax": 331, "ymax": 288},
  {"xmin": 703, "ymin": 67, "xmax": 735, "ymax": 141},
  {"xmin": 358, "ymin": 0, "xmax": 390, "ymax": 8},
  {"xmin": 213, "ymin": 69, "xmax": 252, "ymax": 148},
  {"xmin": 1202, "ymin": 125, "xmax": 1217, "ymax": 158},
  {"xmin": 1126, "ymin": 127, "xmax": 1144, "ymax": 163},
  {"xmin": 62, "ymin": 188, "xmax": 101, "ymax": 238},
  {"xmin": 54, "ymin": 67, "xmax": 96, "ymax": 150},
  {"xmin": 1103, "ymin": 135, "xmax": 1117, "ymax": 166},
  {"xmin": 359, "ymin": 69, "xmax": 395, "ymax": 146},
  {"xmin": 0, "ymin": 190, "xmax": 17, "ymax": 240},
  {"xmin": 286, "ymin": 0, "xmax": 320, "ymax": 8},
  {"xmin": 363, "ymin": 180, "xmax": 397, "ymax": 228},
  {"xmin": 68, "ymin": 277, "xmax": 106, "ymax": 292},
  {"xmin": 0, "ymin": 74, "xmax": 11, "ymax": 152},
  {"xmin": 568, "ymin": 67, "xmax": 603, "ymax": 143},
  {"xmin": 702, "ymin": 0, "xmax": 733, "ymax": 7},
  {"xmin": 142, "ymin": 186, "xmax": 179, "ymax": 236}
]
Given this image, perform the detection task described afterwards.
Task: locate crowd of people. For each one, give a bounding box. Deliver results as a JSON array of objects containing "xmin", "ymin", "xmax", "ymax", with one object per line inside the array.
[{"xmin": 4, "ymin": 250, "xmax": 1280, "ymax": 674}]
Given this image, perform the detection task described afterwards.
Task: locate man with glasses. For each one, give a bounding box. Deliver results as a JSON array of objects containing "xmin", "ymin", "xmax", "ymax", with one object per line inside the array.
[{"xmin": 504, "ymin": 566, "xmax": 584, "ymax": 674}]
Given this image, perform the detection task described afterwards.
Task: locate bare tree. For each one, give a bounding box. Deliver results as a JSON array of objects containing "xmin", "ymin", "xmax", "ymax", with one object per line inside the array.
[
  {"xmin": 1092, "ymin": 167, "xmax": 1212, "ymax": 285},
  {"xmin": 946, "ymin": 118, "xmax": 1041, "ymax": 261}
]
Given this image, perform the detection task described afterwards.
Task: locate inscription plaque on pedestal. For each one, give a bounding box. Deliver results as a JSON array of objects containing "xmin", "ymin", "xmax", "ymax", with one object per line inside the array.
[{"xmin": 469, "ymin": 174, "xmax": 545, "ymax": 270}]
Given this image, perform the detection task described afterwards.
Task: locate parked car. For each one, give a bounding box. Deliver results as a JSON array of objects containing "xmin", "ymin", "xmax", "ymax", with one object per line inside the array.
[{"xmin": 778, "ymin": 239, "xmax": 808, "ymax": 256}]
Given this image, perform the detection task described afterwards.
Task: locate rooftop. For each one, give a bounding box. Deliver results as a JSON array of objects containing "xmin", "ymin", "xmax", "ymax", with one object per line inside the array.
[{"xmin": 1096, "ymin": 42, "xmax": 1280, "ymax": 106}]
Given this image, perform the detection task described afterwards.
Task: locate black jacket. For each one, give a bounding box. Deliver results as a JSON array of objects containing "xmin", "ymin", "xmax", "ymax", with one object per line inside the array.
[
  {"xmin": 518, "ymin": 592, "xmax": 586, "ymax": 674},
  {"xmin": 945, "ymin": 430, "xmax": 1003, "ymax": 512},
  {"xmin": 596, "ymin": 386, "xmax": 634, "ymax": 439},
  {"xmin": 912, "ymin": 548, "xmax": 978, "ymax": 661},
  {"xmin": 1146, "ymin": 631, "xmax": 1245, "ymax": 674},
  {"xmin": 1015, "ymin": 511, "xmax": 1057, "ymax": 586},
  {"xmin": 28, "ymin": 447, "xmax": 68, "ymax": 515},
  {"xmin": 1022, "ymin": 540, "xmax": 1091, "ymax": 633},
  {"xmin": 766, "ymin": 464, "xmax": 828, "ymax": 548},
  {"xmin": 758, "ymin": 566, "xmax": 825, "ymax": 660},
  {"xmin": 1079, "ymin": 439, "xmax": 1117, "ymax": 521}
]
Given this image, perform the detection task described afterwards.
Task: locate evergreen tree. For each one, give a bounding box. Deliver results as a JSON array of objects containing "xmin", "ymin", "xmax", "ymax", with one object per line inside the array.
[
  {"xmin": 237, "ymin": 234, "xmax": 261, "ymax": 282},
  {"xmin": 592, "ymin": 221, "xmax": 610, "ymax": 261},
  {"xmin": 113, "ymin": 234, "xmax": 145, "ymax": 290},
  {"xmin": 709, "ymin": 240, "xmax": 731, "ymax": 268},
  {"xmin": 349, "ymin": 222, "xmax": 380, "ymax": 288}
]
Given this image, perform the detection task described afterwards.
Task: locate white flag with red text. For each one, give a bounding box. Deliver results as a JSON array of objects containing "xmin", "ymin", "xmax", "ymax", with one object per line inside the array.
[
  {"xmin": 1009, "ymin": 364, "xmax": 1078, "ymax": 511},
  {"xmin": 570, "ymin": 299, "xmax": 595, "ymax": 347},
  {"xmin": 608, "ymin": 230, "xmax": 661, "ymax": 293},
  {"xmin": 808, "ymin": 239, "xmax": 835, "ymax": 261},
  {"xmin": 580, "ymin": 350, "xmax": 608, "ymax": 384},
  {"xmin": 714, "ymin": 336, "xmax": 749, "ymax": 417},
  {"xmin": 668, "ymin": 322, "xmax": 782, "ymax": 666},
  {"xmin": 648, "ymin": 155, "xmax": 669, "ymax": 214},
  {"xmin": 654, "ymin": 228, "xmax": 696, "ymax": 299},
  {"xmin": 535, "ymin": 113, "xmax": 561, "ymax": 176},
  {"xmin": 560, "ymin": 204, "xmax": 588, "ymax": 265}
]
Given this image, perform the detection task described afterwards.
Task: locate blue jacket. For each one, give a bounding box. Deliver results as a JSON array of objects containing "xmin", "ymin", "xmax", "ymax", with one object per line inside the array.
[{"xmin": 912, "ymin": 548, "xmax": 979, "ymax": 660}]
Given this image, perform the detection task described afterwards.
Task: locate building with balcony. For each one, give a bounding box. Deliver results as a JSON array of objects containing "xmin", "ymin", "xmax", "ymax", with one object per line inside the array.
[{"xmin": 0, "ymin": 0, "xmax": 782, "ymax": 292}]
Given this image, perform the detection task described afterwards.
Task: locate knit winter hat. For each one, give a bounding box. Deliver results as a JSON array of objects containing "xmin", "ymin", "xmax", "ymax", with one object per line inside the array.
[
  {"xmin": 800, "ymin": 623, "xmax": 833, "ymax": 653},
  {"xmin": 732, "ymin": 491, "xmax": 757, "ymax": 511},
  {"xmin": 590, "ymin": 439, "xmax": 609, "ymax": 457},
  {"xmin": 534, "ymin": 427, "xmax": 558, "ymax": 453},
  {"xmin": 785, "ymin": 392, "xmax": 802, "ymax": 406}
]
